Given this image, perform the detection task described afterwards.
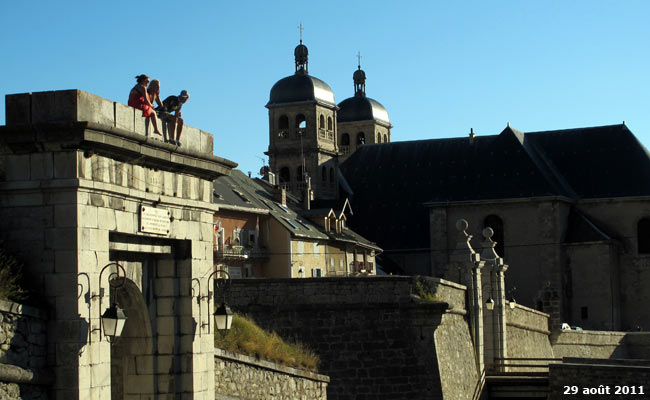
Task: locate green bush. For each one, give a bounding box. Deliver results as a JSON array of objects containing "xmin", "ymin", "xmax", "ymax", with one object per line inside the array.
[
  {"xmin": 215, "ymin": 314, "xmax": 319, "ymax": 372},
  {"xmin": 0, "ymin": 245, "xmax": 27, "ymax": 303}
]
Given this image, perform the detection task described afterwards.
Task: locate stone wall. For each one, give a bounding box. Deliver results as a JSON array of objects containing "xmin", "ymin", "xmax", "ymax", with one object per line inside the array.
[
  {"xmin": 624, "ymin": 332, "xmax": 650, "ymax": 358},
  {"xmin": 0, "ymin": 300, "xmax": 49, "ymax": 400},
  {"xmin": 214, "ymin": 349, "xmax": 329, "ymax": 400},
  {"xmin": 551, "ymin": 330, "xmax": 627, "ymax": 359},
  {"xmin": 548, "ymin": 360, "xmax": 650, "ymax": 399},
  {"xmin": 228, "ymin": 276, "xmax": 479, "ymax": 400},
  {"xmin": 505, "ymin": 303, "xmax": 553, "ymax": 358}
]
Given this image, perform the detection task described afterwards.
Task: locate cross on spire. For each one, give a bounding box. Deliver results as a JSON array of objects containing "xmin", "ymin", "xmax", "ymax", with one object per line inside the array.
[
  {"xmin": 357, "ymin": 51, "xmax": 362, "ymax": 69},
  {"xmin": 299, "ymin": 23, "xmax": 304, "ymax": 44}
]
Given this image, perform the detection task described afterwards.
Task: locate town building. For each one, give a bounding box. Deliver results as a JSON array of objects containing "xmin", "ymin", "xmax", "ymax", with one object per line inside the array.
[{"xmin": 212, "ymin": 169, "xmax": 380, "ymax": 278}]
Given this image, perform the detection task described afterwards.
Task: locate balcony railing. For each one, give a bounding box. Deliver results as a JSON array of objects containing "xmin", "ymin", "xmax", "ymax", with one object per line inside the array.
[
  {"xmin": 318, "ymin": 128, "xmax": 326, "ymax": 140},
  {"xmin": 350, "ymin": 261, "xmax": 374, "ymax": 274},
  {"xmin": 215, "ymin": 246, "xmax": 268, "ymax": 260},
  {"xmin": 340, "ymin": 145, "xmax": 350, "ymax": 154}
]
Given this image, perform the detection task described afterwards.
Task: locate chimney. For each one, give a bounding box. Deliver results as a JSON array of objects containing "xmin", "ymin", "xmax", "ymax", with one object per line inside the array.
[
  {"xmin": 260, "ymin": 166, "xmax": 276, "ymax": 185},
  {"xmin": 275, "ymin": 185, "xmax": 287, "ymax": 206},
  {"xmin": 469, "ymin": 128, "xmax": 476, "ymax": 145}
]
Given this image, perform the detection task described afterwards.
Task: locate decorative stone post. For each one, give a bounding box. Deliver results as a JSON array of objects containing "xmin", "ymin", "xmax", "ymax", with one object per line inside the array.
[
  {"xmin": 480, "ymin": 227, "xmax": 508, "ymax": 373},
  {"xmin": 449, "ymin": 219, "xmax": 485, "ymax": 375}
]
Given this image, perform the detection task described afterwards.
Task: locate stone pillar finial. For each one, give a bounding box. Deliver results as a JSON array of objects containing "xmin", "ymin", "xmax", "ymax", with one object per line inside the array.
[
  {"xmin": 480, "ymin": 227, "xmax": 503, "ymax": 266},
  {"xmin": 450, "ymin": 219, "xmax": 479, "ymax": 264}
]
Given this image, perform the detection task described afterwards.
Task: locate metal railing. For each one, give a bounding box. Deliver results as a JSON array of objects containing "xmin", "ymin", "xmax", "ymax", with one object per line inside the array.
[
  {"xmin": 215, "ymin": 246, "xmax": 268, "ymax": 260},
  {"xmin": 492, "ymin": 357, "xmax": 561, "ymax": 375}
]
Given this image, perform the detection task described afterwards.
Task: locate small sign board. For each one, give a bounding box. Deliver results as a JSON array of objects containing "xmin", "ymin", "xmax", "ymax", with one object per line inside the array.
[{"xmin": 140, "ymin": 205, "xmax": 171, "ymax": 235}]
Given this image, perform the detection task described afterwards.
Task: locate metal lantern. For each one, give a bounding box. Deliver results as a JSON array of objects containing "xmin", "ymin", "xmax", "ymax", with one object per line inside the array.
[
  {"xmin": 101, "ymin": 303, "xmax": 127, "ymax": 338},
  {"xmin": 485, "ymin": 297, "xmax": 495, "ymax": 311},
  {"xmin": 214, "ymin": 302, "xmax": 234, "ymax": 332}
]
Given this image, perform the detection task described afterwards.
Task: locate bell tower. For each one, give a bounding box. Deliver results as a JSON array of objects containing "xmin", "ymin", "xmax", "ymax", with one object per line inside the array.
[{"xmin": 266, "ymin": 28, "xmax": 339, "ymax": 201}]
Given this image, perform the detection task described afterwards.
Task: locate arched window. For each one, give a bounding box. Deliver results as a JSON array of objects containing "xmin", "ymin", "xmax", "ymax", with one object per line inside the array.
[
  {"xmin": 296, "ymin": 114, "xmax": 306, "ymax": 129},
  {"xmin": 327, "ymin": 117, "xmax": 333, "ymax": 130},
  {"xmin": 377, "ymin": 132, "xmax": 381, "ymax": 143},
  {"xmin": 321, "ymin": 166, "xmax": 327, "ymax": 182},
  {"xmin": 329, "ymin": 168, "xmax": 334, "ymax": 183},
  {"xmin": 384, "ymin": 134, "xmax": 388, "ymax": 143},
  {"xmin": 357, "ymin": 132, "xmax": 365, "ymax": 145},
  {"xmin": 341, "ymin": 133, "xmax": 350, "ymax": 145},
  {"xmin": 638, "ymin": 218, "xmax": 650, "ymax": 253},
  {"xmin": 279, "ymin": 167, "xmax": 290, "ymax": 183},
  {"xmin": 484, "ymin": 215, "xmax": 504, "ymax": 257},
  {"xmin": 278, "ymin": 115, "xmax": 289, "ymax": 129},
  {"xmin": 319, "ymin": 114, "xmax": 325, "ymax": 129}
]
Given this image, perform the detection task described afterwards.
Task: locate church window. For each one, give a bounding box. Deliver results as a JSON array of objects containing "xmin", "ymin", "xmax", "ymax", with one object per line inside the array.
[
  {"xmin": 484, "ymin": 215, "xmax": 504, "ymax": 257},
  {"xmin": 377, "ymin": 132, "xmax": 381, "ymax": 143},
  {"xmin": 319, "ymin": 114, "xmax": 325, "ymax": 129},
  {"xmin": 384, "ymin": 134, "xmax": 388, "ymax": 143},
  {"xmin": 296, "ymin": 114, "xmax": 306, "ymax": 129},
  {"xmin": 327, "ymin": 117, "xmax": 333, "ymax": 130},
  {"xmin": 341, "ymin": 133, "xmax": 350, "ymax": 146},
  {"xmin": 637, "ymin": 218, "xmax": 650, "ymax": 253},
  {"xmin": 279, "ymin": 167, "xmax": 290, "ymax": 183},
  {"xmin": 322, "ymin": 166, "xmax": 327, "ymax": 182},
  {"xmin": 357, "ymin": 132, "xmax": 365, "ymax": 145},
  {"xmin": 278, "ymin": 115, "xmax": 289, "ymax": 129}
]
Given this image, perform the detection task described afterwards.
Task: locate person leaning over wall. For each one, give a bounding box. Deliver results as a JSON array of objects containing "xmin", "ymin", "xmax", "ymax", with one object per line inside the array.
[
  {"xmin": 128, "ymin": 74, "xmax": 162, "ymax": 136},
  {"xmin": 156, "ymin": 90, "xmax": 190, "ymax": 146}
]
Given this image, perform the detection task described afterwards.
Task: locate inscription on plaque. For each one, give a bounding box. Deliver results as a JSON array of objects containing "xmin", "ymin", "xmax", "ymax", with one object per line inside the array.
[{"xmin": 140, "ymin": 206, "xmax": 171, "ymax": 235}]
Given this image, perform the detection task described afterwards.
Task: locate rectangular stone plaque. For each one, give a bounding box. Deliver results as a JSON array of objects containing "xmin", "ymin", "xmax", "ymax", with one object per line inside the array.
[{"xmin": 140, "ymin": 205, "xmax": 171, "ymax": 235}]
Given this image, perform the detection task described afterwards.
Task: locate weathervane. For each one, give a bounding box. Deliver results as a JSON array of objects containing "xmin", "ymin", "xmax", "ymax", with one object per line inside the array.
[
  {"xmin": 357, "ymin": 51, "xmax": 362, "ymax": 69},
  {"xmin": 299, "ymin": 23, "xmax": 304, "ymax": 44}
]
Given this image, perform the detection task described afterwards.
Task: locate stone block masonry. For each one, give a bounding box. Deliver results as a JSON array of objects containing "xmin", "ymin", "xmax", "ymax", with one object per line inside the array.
[
  {"xmin": 229, "ymin": 276, "xmax": 479, "ymax": 400},
  {"xmin": 0, "ymin": 300, "xmax": 50, "ymax": 400},
  {"xmin": 1, "ymin": 89, "xmax": 237, "ymax": 400},
  {"xmin": 214, "ymin": 349, "xmax": 329, "ymax": 400}
]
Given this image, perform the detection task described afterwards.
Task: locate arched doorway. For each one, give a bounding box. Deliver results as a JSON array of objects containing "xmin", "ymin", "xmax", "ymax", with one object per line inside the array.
[{"xmin": 110, "ymin": 277, "xmax": 155, "ymax": 399}]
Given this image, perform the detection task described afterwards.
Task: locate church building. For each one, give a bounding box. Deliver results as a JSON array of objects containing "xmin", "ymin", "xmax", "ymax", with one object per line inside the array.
[{"xmin": 265, "ymin": 39, "xmax": 391, "ymax": 200}]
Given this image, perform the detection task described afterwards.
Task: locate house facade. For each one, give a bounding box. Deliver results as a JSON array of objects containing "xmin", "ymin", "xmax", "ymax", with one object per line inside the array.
[{"xmin": 213, "ymin": 170, "xmax": 380, "ymax": 278}]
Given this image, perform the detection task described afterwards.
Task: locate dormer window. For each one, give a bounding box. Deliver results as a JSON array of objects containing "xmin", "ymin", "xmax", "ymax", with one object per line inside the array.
[{"xmin": 232, "ymin": 189, "xmax": 251, "ymax": 203}]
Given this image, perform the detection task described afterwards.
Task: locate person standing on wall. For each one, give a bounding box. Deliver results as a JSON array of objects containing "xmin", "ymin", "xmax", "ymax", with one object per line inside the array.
[{"xmin": 157, "ymin": 90, "xmax": 190, "ymax": 146}]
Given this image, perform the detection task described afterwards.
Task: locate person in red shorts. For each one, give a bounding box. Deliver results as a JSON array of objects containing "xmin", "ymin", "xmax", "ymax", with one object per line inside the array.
[{"xmin": 128, "ymin": 74, "xmax": 162, "ymax": 136}]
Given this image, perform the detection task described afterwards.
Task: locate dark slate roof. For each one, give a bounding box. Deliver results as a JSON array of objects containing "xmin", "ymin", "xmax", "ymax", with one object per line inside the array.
[
  {"xmin": 214, "ymin": 170, "xmax": 327, "ymax": 240},
  {"xmin": 339, "ymin": 124, "xmax": 650, "ymax": 251},
  {"xmin": 337, "ymin": 96, "xmax": 390, "ymax": 125},
  {"xmin": 267, "ymin": 73, "xmax": 335, "ymax": 107}
]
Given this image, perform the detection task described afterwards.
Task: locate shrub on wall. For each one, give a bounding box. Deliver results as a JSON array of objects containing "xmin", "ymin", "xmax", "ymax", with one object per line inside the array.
[{"xmin": 215, "ymin": 314, "xmax": 319, "ymax": 371}]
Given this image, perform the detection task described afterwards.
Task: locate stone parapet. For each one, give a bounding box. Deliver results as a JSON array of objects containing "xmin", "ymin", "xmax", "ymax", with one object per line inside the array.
[
  {"xmin": 5, "ymin": 90, "xmax": 219, "ymax": 156},
  {"xmin": 214, "ymin": 349, "xmax": 329, "ymax": 400}
]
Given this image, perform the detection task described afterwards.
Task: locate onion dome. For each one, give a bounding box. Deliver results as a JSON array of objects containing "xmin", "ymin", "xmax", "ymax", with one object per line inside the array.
[
  {"xmin": 268, "ymin": 41, "xmax": 335, "ymax": 107},
  {"xmin": 337, "ymin": 65, "xmax": 390, "ymax": 125}
]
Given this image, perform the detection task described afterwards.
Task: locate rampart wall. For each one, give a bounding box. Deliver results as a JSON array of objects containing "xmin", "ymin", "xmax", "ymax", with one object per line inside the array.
[
  {"xmin": 228, "ymin": 276, "xmax": 479, "ymax": 400},
  {"xmin": 0, "ymin": 300, "xmax": 50, "ymax": 400},
  {"xmin": 214, "ymin": 349, "xmax": 328, "ymax": 400},
  {"xmin": 505, "ymin": 303, "xmax": 554, "ymax": 361}
]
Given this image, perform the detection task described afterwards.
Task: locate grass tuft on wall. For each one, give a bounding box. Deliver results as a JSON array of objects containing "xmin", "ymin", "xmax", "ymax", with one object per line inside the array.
[{"xmin": 215, "ymin": 314, "xmax": 319, "ymax": 372}]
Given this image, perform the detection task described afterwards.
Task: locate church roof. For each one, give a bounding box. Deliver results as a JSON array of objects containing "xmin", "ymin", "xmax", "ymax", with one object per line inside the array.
[
  {"xmin": 267, "ymin": 73, "xmax": 335, "ymax": 107},
  {"xmin": 337, "ymin": 96, "xmax": 390, "ymax": 125},
  {"xmin": 339, "ymin": 123, "xmax": 650, "ymax": 251}
]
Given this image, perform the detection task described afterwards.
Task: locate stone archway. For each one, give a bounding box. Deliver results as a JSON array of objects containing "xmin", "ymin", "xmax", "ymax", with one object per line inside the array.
[{"xmin": 110, "ymin": 277, "xmax": 155, "ymax": 399}]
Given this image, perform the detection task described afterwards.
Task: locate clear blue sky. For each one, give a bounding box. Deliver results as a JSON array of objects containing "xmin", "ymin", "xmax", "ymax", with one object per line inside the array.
[{"xmin": 2, "ymin": 1, "xmax": 649, "ymax": 175}]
